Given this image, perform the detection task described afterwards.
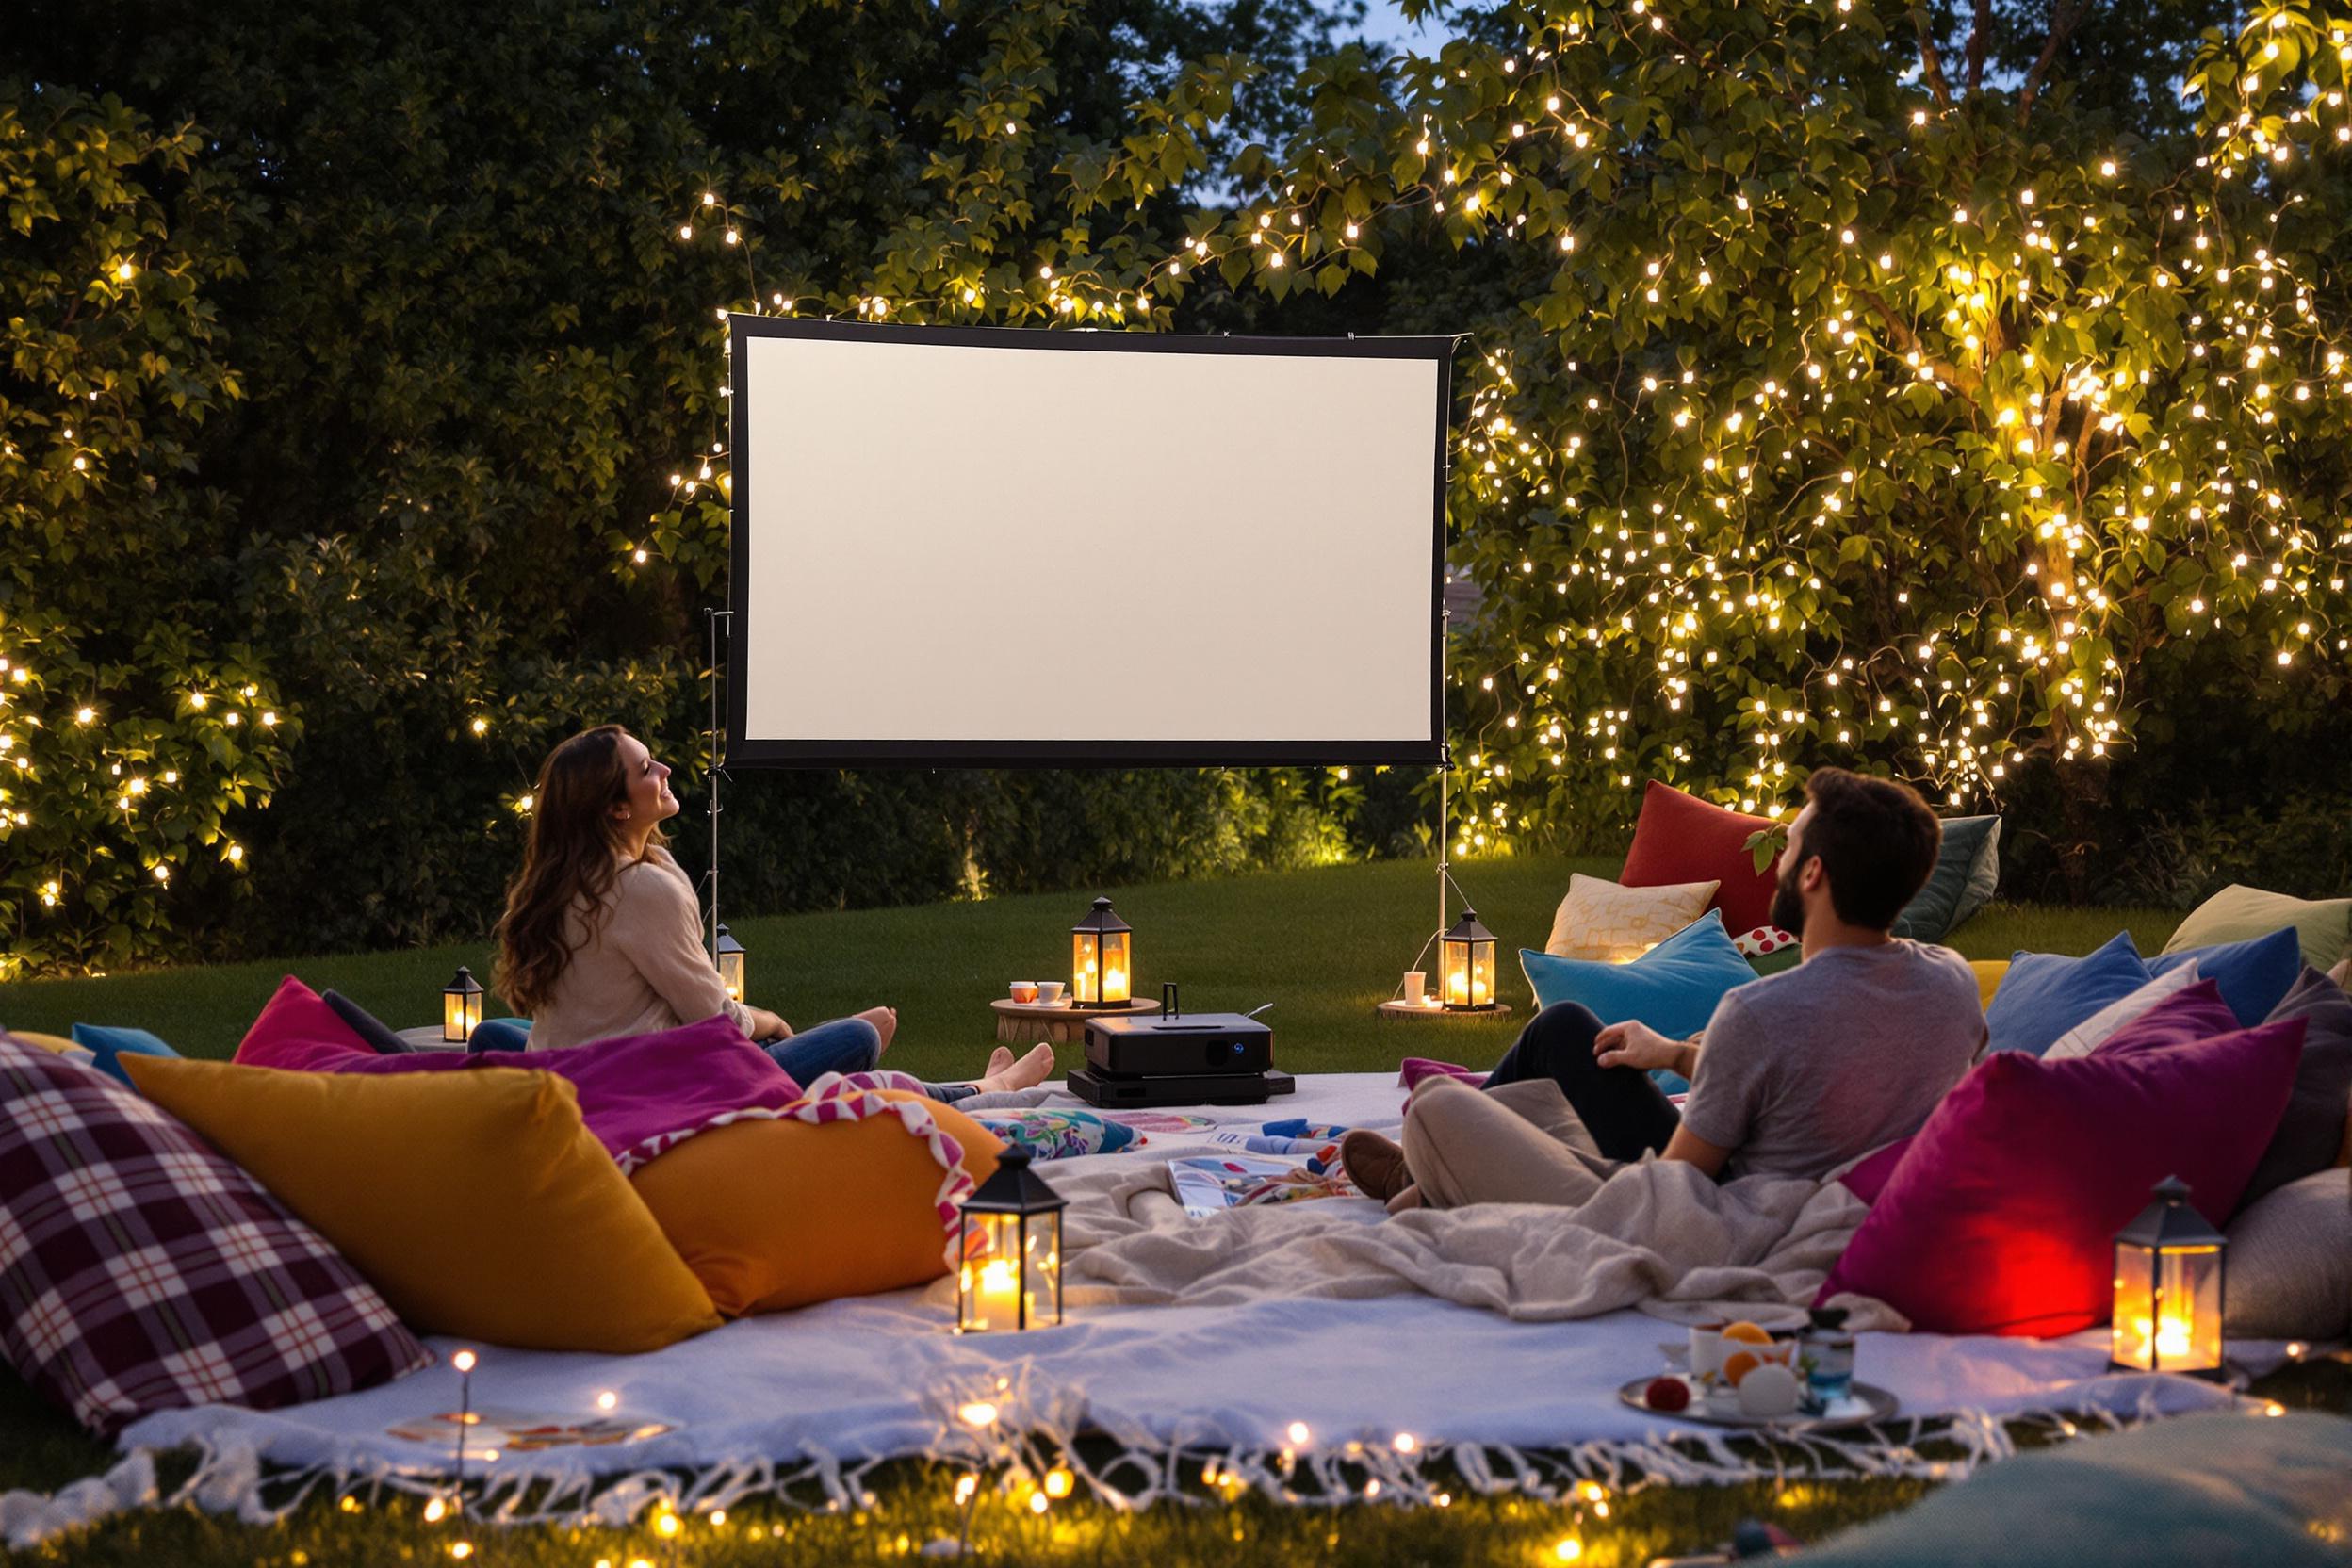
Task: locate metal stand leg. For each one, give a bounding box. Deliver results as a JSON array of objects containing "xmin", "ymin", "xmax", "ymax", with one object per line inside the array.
[{"xmin": 704, "ymin": 609, "xmax": 731, "ymax": 962}]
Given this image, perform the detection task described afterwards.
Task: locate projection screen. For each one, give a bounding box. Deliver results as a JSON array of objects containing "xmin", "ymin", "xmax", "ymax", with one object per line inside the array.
[{"xmin": 727, "ymin": 318, "xmax": 1454, "ymax": 767}]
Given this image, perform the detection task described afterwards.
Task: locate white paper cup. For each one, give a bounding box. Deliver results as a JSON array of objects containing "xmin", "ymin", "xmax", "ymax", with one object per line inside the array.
[
  {"xmin": 1036, "ymin": 981, "xmax": 1065, "ymax": 1005},
  {"xmin": 1403, "ymin": 971, "xmax": 1428, "ymax": 1004},
  {"xmin": 1688, "ymin": 1323, "xmax": 1727, "ymax": 1380}
]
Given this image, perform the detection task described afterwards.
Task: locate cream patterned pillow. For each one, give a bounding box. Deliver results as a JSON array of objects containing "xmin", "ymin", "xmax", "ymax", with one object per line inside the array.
[{"xmin": 1544, "ymin": 873, "xmax": 1721, "ymax": 962}]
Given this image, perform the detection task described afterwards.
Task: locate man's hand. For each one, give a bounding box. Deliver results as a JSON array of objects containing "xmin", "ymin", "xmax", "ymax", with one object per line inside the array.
[{"xmin": 1594, "ymin": 1019, "xmax": 1695, "ymax": 1078}]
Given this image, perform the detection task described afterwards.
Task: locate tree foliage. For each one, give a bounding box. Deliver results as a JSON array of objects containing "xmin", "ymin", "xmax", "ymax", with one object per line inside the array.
[
  {"xmin": 2, "ymin": 0, "xmax": 1368, "ymax": 972},
  {"xmin": 1157, "ymin": 0, "xmax": 2352, "ymax": 870},
  {"xmin": 0, "ymin": 89, "xmax": 293, "ymax": 976},
  {"xmin": 6, "ymin": 0, "xmax": 2350, "ymax": 975}
]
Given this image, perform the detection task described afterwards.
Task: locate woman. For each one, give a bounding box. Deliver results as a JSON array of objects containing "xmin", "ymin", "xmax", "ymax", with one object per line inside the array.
[{"xmin": 481, "ymin": 725, "xmax": 1054, "ymax": 1099}]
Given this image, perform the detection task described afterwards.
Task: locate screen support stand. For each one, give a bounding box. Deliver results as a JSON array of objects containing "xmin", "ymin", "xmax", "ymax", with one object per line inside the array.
[
  {"xmin": 1436, "ymin": 604, "xmax": 1451, "ymax": 942},
  {"xmin": 703, "ymin": 608, "xmax": 732, "ymax": 963}
]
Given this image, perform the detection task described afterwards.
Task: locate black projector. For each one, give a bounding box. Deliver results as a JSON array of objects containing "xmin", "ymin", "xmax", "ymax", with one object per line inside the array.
[{"xmin": 1067, "ymin": 988, "xmax": 1294, "ymax": 1107}]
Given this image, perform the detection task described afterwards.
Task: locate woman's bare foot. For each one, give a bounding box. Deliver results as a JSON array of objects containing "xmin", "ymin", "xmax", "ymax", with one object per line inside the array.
[
  {"xmin": 855, "ymin": 1005, "xmax": 898, "ymax": 1055},
  {"xmin": 984, "ymin": 1045, "xmax": 1016, "ymax": 1080},
  {"xmin": 975, "ymin": 1042, "xmax": 1056, "ymax": 1094}
]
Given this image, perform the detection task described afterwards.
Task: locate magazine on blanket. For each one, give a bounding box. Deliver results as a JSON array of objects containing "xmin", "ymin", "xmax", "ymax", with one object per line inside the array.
[{"xmin": 1168, "ymin": 1154, "xmax": 1354, "ymax": 1216}]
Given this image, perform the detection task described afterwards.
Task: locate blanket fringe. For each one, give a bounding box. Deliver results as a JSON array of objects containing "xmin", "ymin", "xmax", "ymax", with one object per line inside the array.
[{"xmin": 5, "ymin": 1380, "xmax": 2211, "ymax": 1550}]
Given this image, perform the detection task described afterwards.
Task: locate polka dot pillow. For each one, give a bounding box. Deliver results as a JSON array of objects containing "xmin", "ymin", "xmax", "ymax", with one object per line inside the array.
[
  {"xmin": 1733, "ymin": 925, "xmax": 1798, "ymax": 957},
  {"xmin": 0, "ymin": 1037, "xmax": 430, "ymax": 1435}
]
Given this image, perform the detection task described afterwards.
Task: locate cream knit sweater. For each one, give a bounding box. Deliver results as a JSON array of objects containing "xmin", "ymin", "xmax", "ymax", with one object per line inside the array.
[{"xmin": 524, "ymin": 844, "xmax": 753, "ymax": 1051}]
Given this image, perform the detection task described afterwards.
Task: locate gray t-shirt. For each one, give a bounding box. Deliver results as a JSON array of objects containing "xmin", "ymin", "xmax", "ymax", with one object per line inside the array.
[{"xmin": 1679, "ymin": 940, "xmax": 1986, "ymax": 1181}]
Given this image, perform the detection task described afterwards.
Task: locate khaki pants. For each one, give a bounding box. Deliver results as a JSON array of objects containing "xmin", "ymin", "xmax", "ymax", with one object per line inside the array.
[{"xmin": 1398, "ymin": 1075, "xmax": 1621, "ymax": 1211}]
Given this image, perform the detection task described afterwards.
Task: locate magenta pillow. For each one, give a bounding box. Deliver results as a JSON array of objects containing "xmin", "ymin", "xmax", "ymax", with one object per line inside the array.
[
  {"xmin": 237, "ymin": 1015, "xmax": 804, "ymax": 1168},
  {"xmin": 1818, "ymin": 1016, "xmax": 2305, "ymax": 1336},
  {"xmin": 1837, "ymin": 1137, "xmax": 1913, "ymax": 1205},
  {"xmin": 2086, "ymin": 977, "xmax": 2241, "ymax": 1057},
  {"xmin": 232, "ymin": 975, "xmax": 378, "ymax": 1064}
]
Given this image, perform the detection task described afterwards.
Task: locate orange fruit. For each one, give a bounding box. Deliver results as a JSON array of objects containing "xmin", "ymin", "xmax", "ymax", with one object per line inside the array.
[
  {"xmin": 1722, "ymin": 1321, "xmax": 1772, "ymax": 1347},
  {"xmin": 1721, "ymin": 1350, "xmax": 1763, "ymax": 1387}
]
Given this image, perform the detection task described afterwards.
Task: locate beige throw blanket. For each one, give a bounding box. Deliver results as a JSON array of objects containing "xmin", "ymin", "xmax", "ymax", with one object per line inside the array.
[{"xmin": 1049, "ymin": 1086, "xmax": 1906, "ymax": 1331}]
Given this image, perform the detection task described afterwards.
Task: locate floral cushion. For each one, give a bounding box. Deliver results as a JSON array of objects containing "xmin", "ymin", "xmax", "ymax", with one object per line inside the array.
[{"xmin": 0, "ymin": 1037, "xmax": 430, "ymax": 1436}]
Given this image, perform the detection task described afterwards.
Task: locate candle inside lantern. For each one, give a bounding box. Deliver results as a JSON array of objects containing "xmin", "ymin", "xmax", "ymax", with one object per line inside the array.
[
  {"xmin": 1447, "ymin": 970, "xmax": 1469, "ymax": 1004},
  {"xmin": 973, "ymin": 1255, "xmax": 1021, "ymax": 1329}
]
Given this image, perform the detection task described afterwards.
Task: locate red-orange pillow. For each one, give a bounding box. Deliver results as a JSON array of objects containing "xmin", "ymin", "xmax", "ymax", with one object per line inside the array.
[
  {"xmin": 1620, "ymin": 782, "xmax": 1783, "ymax": 934},
  {"xmin": 629, "ymin": 1088, "xmax": 1003, "ymax": 1317},
  {"xmin": 234, "ymin": 975, "xmax": 376, "ymax": 1063}
]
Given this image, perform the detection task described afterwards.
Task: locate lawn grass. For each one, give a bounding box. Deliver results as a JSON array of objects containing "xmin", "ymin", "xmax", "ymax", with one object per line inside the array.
[
  {"xmin": 0, "ymin": 852, "xmax": 2188, "ymax": 1087},
  {"xmin": 0, "ymin": 856, "xmax": 2245, "ymax": 1564}
]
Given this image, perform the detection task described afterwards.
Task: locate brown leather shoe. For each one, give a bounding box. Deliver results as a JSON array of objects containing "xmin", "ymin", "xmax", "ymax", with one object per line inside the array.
[{"xmin": 1341, "ymin": 1129, "xmax": 1413, "ymax": 1201}]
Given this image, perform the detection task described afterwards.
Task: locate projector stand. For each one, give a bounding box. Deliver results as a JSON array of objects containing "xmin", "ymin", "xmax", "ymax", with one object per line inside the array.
[{"xmin": 703, "ymin": 607, "xmax": 731, "ymax": 960}]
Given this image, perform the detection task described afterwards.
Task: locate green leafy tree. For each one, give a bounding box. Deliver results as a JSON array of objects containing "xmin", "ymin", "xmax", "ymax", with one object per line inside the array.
[
  {"xmin": 1141, "ymin": 0, "xmax": 2352, "ymax": 882},
  {"xmin": 4, "ymin": 0, "xmax": 1371, "ymax": 970},
  {"xmin": 0, "ymin": 88, "xmax": 294, "ymax": 976}
]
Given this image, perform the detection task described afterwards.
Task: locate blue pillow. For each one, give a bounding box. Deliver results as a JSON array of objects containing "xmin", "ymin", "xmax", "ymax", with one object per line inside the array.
[
  {"xmin": 1521, "ymin": 911, "xmax": 1758, "ymax": 1092},
  {"xmin": 2146, "ymin": 925, "xmax": 2302, "ymax": 1027},
  {"xmin": 1983, "ymin": 931, "xmax": 2153, "ymax": 1056},
  {"xmin": 69, "ymin": 1022, "xmax": 181, "ymax": 1087}
]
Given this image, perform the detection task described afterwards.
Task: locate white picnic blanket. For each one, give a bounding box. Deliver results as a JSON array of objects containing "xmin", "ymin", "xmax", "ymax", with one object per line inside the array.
[{"xmin": 111, "ymin": 1073, "xmax": 2267, "ymax": 1510}]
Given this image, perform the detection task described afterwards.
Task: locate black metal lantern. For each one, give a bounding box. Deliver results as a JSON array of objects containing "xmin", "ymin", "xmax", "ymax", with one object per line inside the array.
[
  {"xmin": 1070, "ymin": 896, "xmax": 1133, "ymax": 1009},
  {"xmin": 956, "ymin": 1150, "xmax": 1066, "ymax": 1333},
  {"xmin": 714, "ymin": 924, "xmax": 746, "ymax": 1003},
  {"xmin": 1438, "ymin": 908, "xmax": 1498, "ymax": 1011},
  {"xmin": 2110, "ymin": 1176, "xmax": 2228, "ymax": 1380},
  {"xmin": 441, "ymin": 966, "xmax": 484, "ymax": 1044}
]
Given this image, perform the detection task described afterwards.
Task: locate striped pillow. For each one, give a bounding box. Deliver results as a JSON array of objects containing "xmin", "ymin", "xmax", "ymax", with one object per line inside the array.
[{"xmin": 0, "ymin": 1037, "xmax": 429, "ymax": 1435}]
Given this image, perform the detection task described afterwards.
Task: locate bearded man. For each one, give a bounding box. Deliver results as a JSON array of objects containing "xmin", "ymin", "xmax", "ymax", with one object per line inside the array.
[{"xmin": 1342, "ymin": 768, "xmax": 1987, "ymax": 1209}]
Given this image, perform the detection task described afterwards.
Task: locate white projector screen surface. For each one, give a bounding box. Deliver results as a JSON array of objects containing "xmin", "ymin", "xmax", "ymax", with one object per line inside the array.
[{"xmin": 726, "ymin": 320, "xmax": 1452, "ymax": 766}]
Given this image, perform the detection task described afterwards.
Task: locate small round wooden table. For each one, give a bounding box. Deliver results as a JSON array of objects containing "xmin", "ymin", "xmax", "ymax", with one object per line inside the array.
[
  {"xmin": 1375, "ymin": 1000, "xmax": 1515, "ymax": 1022},
  {"xmin": 989, "ymin": 997, "xmax": 1158, "ymax": 1045}
]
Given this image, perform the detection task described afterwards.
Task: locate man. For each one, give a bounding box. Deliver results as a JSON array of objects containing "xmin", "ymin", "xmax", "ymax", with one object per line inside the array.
[{"xmin": 1343, "ymin": 767, "xmax": 1986, "ymax": 1210}]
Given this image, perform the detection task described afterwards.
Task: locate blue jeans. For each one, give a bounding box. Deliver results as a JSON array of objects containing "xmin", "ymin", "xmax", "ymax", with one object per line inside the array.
[
  {"xmin": 467, "ymin": 1018, "xmax": 532, "ymax": 1054},
  {"xmin": 765, "ymin": 1017, "xmax": 979, "ymax": 1102},
  {"xmin": 468, "ymin": 1013, "xmax": 976, "ymax": 1102},
  {"xmin": 764, "ymin": 1016, "xmax": 885, "ymax": 1081}
]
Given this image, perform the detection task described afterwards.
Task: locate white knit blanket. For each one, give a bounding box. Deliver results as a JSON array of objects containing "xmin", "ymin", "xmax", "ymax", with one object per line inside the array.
[{"xmin": 64, "ymin": 1074, "xmax": 2262, "ymax": 1544}]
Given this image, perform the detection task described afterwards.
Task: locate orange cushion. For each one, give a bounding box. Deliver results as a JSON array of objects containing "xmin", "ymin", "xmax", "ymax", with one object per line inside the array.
[
  {"xmin": 630, "ymin": 1089, "xmax": 1003, "ymax": 1317},
  {"xmin": 125, "ymin": 1057, "xmax": 721, "ymax": 1353}
]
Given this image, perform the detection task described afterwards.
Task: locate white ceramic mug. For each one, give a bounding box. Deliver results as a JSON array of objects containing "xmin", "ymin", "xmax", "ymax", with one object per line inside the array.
[
  {"xmin": 1688, "ymin": 1323, "xmax": 1727, "ymax": 1380},
  {"xmin": 1036, "ymin": 981, "xmax": 1065, "ymax": 1005},
  {"xmin": 1009, "ymin": 980, "xmax": 1039, "ymax": 1004},
  {"xmin": 1403, "ymin": 971, "xmax": 1428, "ymax": 1004}
]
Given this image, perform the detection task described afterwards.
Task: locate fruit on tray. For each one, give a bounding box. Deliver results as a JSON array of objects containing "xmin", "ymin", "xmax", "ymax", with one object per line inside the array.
[
  {"xmin": 1722, "ymin": 1320, "xmax": 1773, "ymax": 1347},
  {"xmin": 1735, "ymin": 1362, "xmax": 1804, "ymax": 1418},
  {"xmin": 1642, "ymin": 1376, "xmax": 1691, "ymax": 1413}
]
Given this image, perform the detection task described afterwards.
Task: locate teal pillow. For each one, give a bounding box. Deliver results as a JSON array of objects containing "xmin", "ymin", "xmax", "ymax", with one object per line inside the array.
[
  {"xmin": 1890, "ymin": 815, "xmax": 2001, "ymax": 943},
  {"xmin": 69, "ymin": 1022, "xmax": 181, "ymax": 1088},
  {"xmin": 1520, "ymin": 911, "xmax": 1758, "ymax": 1093},
  {"xmin": 1982, "ymin": 930, "xmax": 2153, "ymax": 1055}
]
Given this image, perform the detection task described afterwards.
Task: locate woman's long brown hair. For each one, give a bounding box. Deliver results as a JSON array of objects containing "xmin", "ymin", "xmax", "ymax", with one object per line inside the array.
[{"xmin": 493, "ymin": 725, "xmax": 667, "ymax": 1015}]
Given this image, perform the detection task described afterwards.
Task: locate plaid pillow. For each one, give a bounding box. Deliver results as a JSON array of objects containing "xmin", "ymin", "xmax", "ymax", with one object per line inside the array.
[{"xmin": 0, "ymin": 1037, "xmax": 430, "ymax": 1436}]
